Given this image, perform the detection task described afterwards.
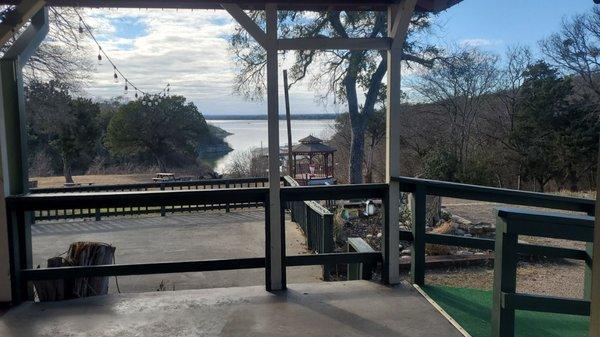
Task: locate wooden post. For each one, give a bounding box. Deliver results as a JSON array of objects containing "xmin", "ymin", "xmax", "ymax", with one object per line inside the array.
[
  {"xmin": 283, "ymin": 70, "xmax": 293, "ymax": 175},
  {"xmin": 410, "ymin": 185, "xmax": 426, "ymax": 285},
  {"xmin": 265, "ymin": 3, "xmax": 284, "ymax": 291},
  {"xmin": 590, "ymin": 143, "xmax": 600, "ymax": 337},
  {"xmin": 0, "ymin": 7, "xmax": 48, "ymax": 303},
  {"xmin": 383, "ymin": 0, "xmax": 416, "ymax": 285},
  {"xmin": 491, "ymin": 216, "xmax": 518, "ymax": 337}
]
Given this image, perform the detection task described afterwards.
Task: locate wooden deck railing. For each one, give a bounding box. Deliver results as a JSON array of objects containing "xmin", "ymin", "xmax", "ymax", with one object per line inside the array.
[
  {"xmin": 391, "ymin": 176, "xmax": 595, "ymax": 287},
  {"xmin": 6, "ymin": 175, "xmax": 595, "ymax": 324},
  {"xmin": 29, "ymin": 177, "xmax": 269, "ymax": 221},
  {"xmin": 491, "ymin": 208, "xmax": 594, "ymax": 337}
]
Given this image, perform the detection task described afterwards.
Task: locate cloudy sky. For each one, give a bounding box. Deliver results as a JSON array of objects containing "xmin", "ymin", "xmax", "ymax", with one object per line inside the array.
[{"xmin": 79, "ymin": 0, "xmax": 595, "ymax": 115}]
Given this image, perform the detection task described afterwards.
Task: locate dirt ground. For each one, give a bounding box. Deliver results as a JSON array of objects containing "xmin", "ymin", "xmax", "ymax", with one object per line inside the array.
[
  {"xmin": 31, "ymin": 174, "xmax": 156, "ymax": 188},
  {"xmin": 428, "ymin": 197, "xmax": 591, "ymax": 299}
]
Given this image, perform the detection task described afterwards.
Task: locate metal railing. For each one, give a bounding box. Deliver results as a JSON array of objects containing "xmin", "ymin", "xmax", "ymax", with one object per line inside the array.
[
  {"xmin": 6, "ymin": 175, "xmax": 595, "ymax": 317},
  {"xmin": 6, "ymin": 181, "xmax": 385, "ymax": 303},
  {"xmin": 391, "ymin": 176, "xmax": 595, "ymax": 293},
  {"xmin": 491, "ymin": 208, "xmax": 594, "ymax": 337},
  {"xmin": 30, "ymin": 177, "xmax": 269, "ymax": 221}
]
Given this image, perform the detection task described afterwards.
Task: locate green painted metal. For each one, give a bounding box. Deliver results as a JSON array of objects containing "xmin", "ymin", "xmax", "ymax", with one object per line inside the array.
[
  {"xmin": 410, "ymin": 184, "xmax": 426, "ymax": 285},
  {"xmin": 1, "ymin": 7, "xmax": 49, "ymax": 304},
  {"xmin": 491, "ymin": 208, "xmax": 594, "ymax": 337},
  {"xmin": 502, "ymin": 293, "xmax": 590, "ymax": 316},
  {"xmin": 347, "ymin": 237, "xmax": 376, "ymax": 280},
  {"xmin": 491, "ymin": 216, "xmax": 517, "ymax": 337},
  {"xmin": 392, "ymin": 176, "xmax": 595, "ymax": 214}
]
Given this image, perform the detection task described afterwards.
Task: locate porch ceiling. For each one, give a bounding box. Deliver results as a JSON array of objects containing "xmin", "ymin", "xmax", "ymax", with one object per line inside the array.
[{"xmin": 0, "ymin": 0, "xmax": 462, "ymax": 12}]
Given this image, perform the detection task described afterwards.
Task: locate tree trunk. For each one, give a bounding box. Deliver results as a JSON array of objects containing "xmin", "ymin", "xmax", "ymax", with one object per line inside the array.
[
  {"xmin": 568, "ymin": 167, "xmax": 578, "ymax": 192},
  {"xmin": 349, "ymin": 122, "xmax": 366, "ymax": 184},
  {"xmin": 153, "ymin": 153, "xmax": 167, "ymax": 172},
  {"xmin": 63, "ymin": 159, "xmax": 74, "ymax": 184}
]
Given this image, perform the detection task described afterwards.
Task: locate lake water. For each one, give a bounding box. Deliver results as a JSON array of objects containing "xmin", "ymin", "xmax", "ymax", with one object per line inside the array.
[{"xmin": 208, "ymin": 119, "xmax": 335, "ymax": 173}]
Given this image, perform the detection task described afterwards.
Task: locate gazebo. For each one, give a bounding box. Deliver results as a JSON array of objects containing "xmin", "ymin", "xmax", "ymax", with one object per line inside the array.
[{"xmin": 291, "ymin": 135, "xmax": 336, "ymax": 185}]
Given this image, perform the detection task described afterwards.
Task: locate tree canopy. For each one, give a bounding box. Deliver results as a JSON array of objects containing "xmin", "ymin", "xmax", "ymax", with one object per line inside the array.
[{"xmin": 106, "ymin": 95, "xmax": 211, "ymax": 172}]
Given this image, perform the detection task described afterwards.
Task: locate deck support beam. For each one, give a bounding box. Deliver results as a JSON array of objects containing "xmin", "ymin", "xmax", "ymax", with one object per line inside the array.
[
  {"xmin": 590, "ymin": 143, "xmax": 600, "ymax": 337},
  {"xmin": 383, "ymin": 0, "xmax": 416, "ymax": 285},
  {"xmin": 0, "ymin": 7, "xmax": 48, "ymax": 304},
  {"xmin": 265, "ymin": 3, "xmax": 284, "ymax": 291}
]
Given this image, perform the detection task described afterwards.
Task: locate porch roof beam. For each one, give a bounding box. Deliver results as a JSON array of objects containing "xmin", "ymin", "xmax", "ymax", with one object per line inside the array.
[
  {"xmin": 278, "ymin": 37, "xmax": 391, "ymax": 51},
  {"xmin": 0, "ymin": 0, "xmax": 461, "ymax": 13},
  {"xmin": 221, "ymin": 4, "xmax": 266, "ymax": 48},
  {"xmin": 0, "ymin": 0, "xmax": 45, "ymax": 47}
]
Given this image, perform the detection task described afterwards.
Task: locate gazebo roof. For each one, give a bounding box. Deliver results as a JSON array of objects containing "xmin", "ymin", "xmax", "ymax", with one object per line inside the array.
[{"xmin": 293, "ymin": 135, "xmax": 336, "ymax": 154}]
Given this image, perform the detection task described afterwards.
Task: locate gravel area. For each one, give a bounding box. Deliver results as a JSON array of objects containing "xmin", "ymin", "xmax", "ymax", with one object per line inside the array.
[{"xmin": 427, "ymin": 197, "xmax": 591, "ymax": 299}]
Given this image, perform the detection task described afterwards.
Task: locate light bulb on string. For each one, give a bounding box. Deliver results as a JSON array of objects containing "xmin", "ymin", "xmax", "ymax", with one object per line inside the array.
[
  {"xmin": 78, "ymin": 18, "xmax": 84, "ymax": 34},
  {"xmin": 97, "ymin": 48, "xmax": 102, "ymax": 65},
  {"xmin": 113, "ymin": 67, "xmax": 119, "ymax": 83},
  {"xmin": 124, "ymin": 82, "xmax": 128, "ymax": 95},
  {"xmin": 134, "ymin": 91, "xmax": 138, "ymax": 99}
]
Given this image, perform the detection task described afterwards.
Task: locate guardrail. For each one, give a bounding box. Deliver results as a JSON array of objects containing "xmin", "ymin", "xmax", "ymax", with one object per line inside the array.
[
  {"xmin": 491, "ymin": 208, "xmax": 594, "ymax": 337},
  {"xmin": 7, "ymin": 182, "xmax": 385, "ymax": 303},
  {"xmin": 30, "ymin": 177, "xmax": 269, "ymax": 221},
  {"xmin": 283, "ymin": 176, "xmax": 335, "ymax": 279},
  {"xmin": 391, "ymin": 176, "xmax": 595, "ymax": 288}
]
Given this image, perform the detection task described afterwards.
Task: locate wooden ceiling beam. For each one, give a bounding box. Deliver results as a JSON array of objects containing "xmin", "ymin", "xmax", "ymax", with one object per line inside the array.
[
  {"xmin": 0, "ymin": 0, "xmax": 45, "ymax": 47},
  {"xmin": 0, "ymin": 0, "xmax": 461, "ymax": 12}
]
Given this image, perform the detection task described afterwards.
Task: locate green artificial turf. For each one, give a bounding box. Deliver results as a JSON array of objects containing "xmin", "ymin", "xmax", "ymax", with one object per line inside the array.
[{"xmin": 422, "ymin": 285, "xmax": 589, "ymax": 337}]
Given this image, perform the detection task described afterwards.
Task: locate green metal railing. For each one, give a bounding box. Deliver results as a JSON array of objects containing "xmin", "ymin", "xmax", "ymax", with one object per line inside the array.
[
  {"xmin": 491, "ymin": 208, "xmax": 594, "ymax": 337},
  {"xmin": 6, "ymin": 182, "xmax": 385, "ymax": 303},
  {"xmin": 391, "ymin": 176, "xmax": 595, "ymax": 287},
  {"xmin": 30, "ymin": 177, "xmax": 269, "ymax": 221}
]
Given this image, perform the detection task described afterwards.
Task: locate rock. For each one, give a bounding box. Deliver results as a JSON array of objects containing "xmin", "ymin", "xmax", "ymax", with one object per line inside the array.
[
  {"xmin": 455, "ymin": 229, "xmax": 467, "ymax": 236},
  {"xmin": 452, "ymin": 214, "xmax": 472, "ymax": 229},
  {"xmin": 366, "ymin": 234, "xmax": 373, "ymax": 239},
  {"xmin": 470, "ymin": 222, "xmax": 495, "ymax": 236},
  {"xmin": 398, "ymin": 244, "xmax": 404, "ymax": 251},
  {"xmin": 440, "ymin": 208, "xmax": 452, "ymax": 221},
  {"xmin": 401, "ymin": 249, "xmax": 412, "ymax": 256},
  {"xmin": 376, "ymin": 232, "xmax": 382, "ymax": 238}
]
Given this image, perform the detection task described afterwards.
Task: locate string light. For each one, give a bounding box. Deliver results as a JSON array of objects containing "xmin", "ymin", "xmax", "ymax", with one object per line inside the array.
[{"xmin": 73, "ymin": 8, "xmax": 171, "ymax": 101}]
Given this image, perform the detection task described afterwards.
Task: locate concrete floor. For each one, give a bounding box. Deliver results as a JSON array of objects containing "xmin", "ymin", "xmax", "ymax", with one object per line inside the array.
[
  {"xmin": 0, "ymin": 281, "xmax": 463, "ymax": 337},
  {"xmin": 31, "ymin": 210, "xmax": 322, "ymax": 292}
]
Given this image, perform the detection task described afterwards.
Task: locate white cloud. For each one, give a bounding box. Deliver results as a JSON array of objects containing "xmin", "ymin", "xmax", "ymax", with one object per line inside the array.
[
  {"xmin": 79, "ymin": 8, "xmax": 342, "ymax": 115},
  {"xmin": 459, "ymin": 38, "xmax": 503, "ymax": 47}
]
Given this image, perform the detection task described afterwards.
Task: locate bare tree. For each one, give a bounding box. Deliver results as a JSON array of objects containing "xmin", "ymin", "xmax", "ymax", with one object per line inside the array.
[
  {"xmin": 229, "ymin": 10, "xmax": 438, "ymax": 183},
  {"xmin": 1, "ymin": 6, "xmax": 93, "ymax": 87},
  {"xmin": 410, "ymin": 46, "xmax": 500, "ymax": 173},
  {"xmin": 541, "ymin": 7, "xmax": 600, "ymax": 100}
]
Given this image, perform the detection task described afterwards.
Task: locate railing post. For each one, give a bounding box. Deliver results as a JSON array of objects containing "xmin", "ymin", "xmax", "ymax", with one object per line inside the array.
[
  {"xmin": 95, "ymin": 208, "xmax": 101, "ymax": 221},
  {"xmin": 160, "ymin": 183, "xmax": 166, "ymax": 217},
  {"xmin": 322, "ymin": 212, "xmax": 334, "ymax": 280},
  {"xmin": 7, "ymin": 207, "xmax": 30, "ymax": 304},
  {"xmin": 410, "ymin": 184, "xmax": 426, "ymax": 285},
  {"xmin": 584, "ymin": 209, "xmax": 594, "ymax": 300},
  {"xmin": 225, "ymin": 182, "xmax": 230, "ymax": 212},
  {"xmin": 492, "ymin": 215, "xmax": 518, "ymax": 337},
  {"xmin": 383, "ymin": 1, "xmax": 416, "ymax": 285}
]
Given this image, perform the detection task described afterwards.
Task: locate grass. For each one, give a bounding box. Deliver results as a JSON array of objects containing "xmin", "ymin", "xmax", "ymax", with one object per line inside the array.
[
  {"xmin": 31, "ymin": 174, "xmax": 156, "ymax": 188},
  {"xmin": 422, "ymin": 285, "xmax": 589, "ymax": 337}
]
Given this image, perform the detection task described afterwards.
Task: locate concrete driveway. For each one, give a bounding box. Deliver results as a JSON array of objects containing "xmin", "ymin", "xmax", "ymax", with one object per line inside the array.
[{"xmin": 31, "ymin": 210, "xmax": 322, "ymax": 293}]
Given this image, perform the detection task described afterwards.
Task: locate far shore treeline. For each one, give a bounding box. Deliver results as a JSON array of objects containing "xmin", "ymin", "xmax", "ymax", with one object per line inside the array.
[{"xmin": 203, "ymin": 114, "xmax": 337, "ymax": 120}]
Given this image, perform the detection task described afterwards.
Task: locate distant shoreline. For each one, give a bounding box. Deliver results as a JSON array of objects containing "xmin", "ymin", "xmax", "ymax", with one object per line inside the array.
[{"xmin": 204, "ymin": 114, "xmax": 337, "ymax": 120}]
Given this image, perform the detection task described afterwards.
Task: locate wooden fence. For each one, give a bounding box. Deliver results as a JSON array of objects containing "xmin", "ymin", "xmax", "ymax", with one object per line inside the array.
[{"xmin": 30, "ymin": 177, "xmax": 269, "ymax": 221}]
